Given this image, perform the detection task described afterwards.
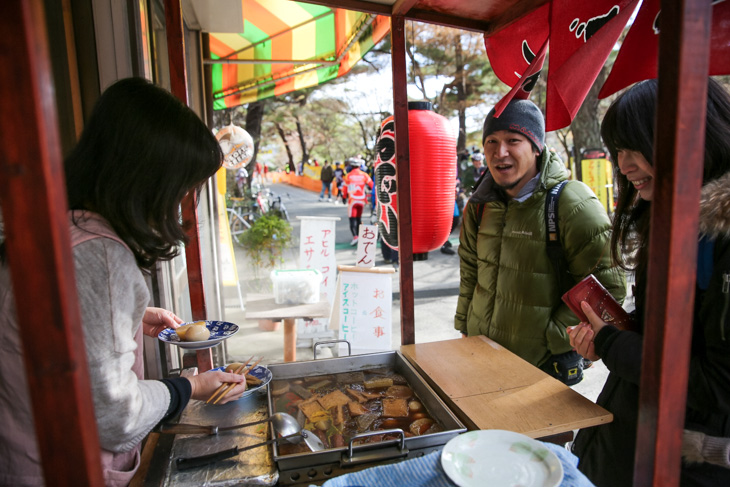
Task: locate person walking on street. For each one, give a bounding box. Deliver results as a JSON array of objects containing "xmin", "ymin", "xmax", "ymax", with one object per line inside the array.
[
  {"xmin": 460, "ymin": 152, "xmax": 486, "ymax": 195},
  {"xmin": 455, "ymin": 99, "xmax": 626, "ymax": 385},
  {"xmin": 319, "ymin": 160, "xmax": 334, "ymax": 201},
  {"xmin": 334, "ymin": 161, "xmax": 346, "ymax": 204},
  {"xmin": 342, "ymin": 159, "xmax": 373, "ymax": 246}
]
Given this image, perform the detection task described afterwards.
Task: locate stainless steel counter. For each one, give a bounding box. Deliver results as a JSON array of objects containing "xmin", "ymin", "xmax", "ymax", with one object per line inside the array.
[{"xmin": 163, "ymin": 387, "xmax": 278, "ymax": 486}]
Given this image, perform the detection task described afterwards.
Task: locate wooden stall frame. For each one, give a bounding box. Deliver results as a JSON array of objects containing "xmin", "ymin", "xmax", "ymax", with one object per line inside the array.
[
  {"xmin": 0, "ymin": 0, "xmax": 104, "ymax": 484},
  {"xmin": 2, "ymin": 0, "xmax": 718, "ymax": 485},
  {"xmin": 164, "ymin": 0, "xmax": 214, "ymax": 372},
  {"xmin": 634, "ymin": 1, "xmax": 712, "ymax": 485},
  {"xmin": 390, "ymin": 13, "xmax": 416, "ymax": 346}
]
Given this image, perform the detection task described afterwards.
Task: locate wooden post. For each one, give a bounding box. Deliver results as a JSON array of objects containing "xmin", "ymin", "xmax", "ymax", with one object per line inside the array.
[
  {"xmin": 390, "ymin": 14, "xmax": 415, "ymax": 345},
  {"xmin": 164, "ymin": 0, "xmax": 213, "ymax": 371},
  {"xmin": 0, "ymin": 0, "xmax": 104, "ymax": 484},
  {"xmin": 202, "ymin": 32, "xmax": 215, "ymax": 127},
  {"xmin": 283, "ymin": 318, "xmax": 297, "ymax": 362},
  {"xmin": 634, "ymin": 1, "xmax": 712, "ymax": 486}
]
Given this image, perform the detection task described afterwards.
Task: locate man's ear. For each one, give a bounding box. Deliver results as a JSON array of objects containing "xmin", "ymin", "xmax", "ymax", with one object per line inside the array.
[{"xmin": 534, "ymin": 149, "xmax": 543, "ymax": 170}]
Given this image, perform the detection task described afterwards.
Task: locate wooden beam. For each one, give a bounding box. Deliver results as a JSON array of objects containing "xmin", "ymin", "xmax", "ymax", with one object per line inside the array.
[
  {"xmin": 472, "ymin": 0, "xmax": 549, "ymax": 36},
  {"xmin": 390, "ymin": 14, "xmax": 415, "ymax": 345},
  {"xmin": 202, "ymin": 32, "xmax": 214, "ymax": 127},
  {"xmin": 61, "ymin": 0, "xmax": 83, "ymax": 140},
  {"xmin": 293, "ymin": 0, "xmax": 549, "ymax": 34},
  {"xmin": 634, "ymin": 1, "xmax": 712, "ymax": 486},
  {"xmin": 392, "ymin": 0, "xmax": 418, "ymax": 16},
  {"xmin": 164, "ymin": 0, "xmax": 187, "ymax": 101},
  {"xmin": 164, "ymin": 0, "xmax": 213, "ymax": 371},
  {"xmin": 293, "ymin": 0, "xmax": 391, "ymax": 15},
  {"xmin": 0, "ymin": 0, "xmax": 104, "ymax": 485},
  {"xmin": 402, "ymin": 9, "xmax": 490, "ymax": 33}
]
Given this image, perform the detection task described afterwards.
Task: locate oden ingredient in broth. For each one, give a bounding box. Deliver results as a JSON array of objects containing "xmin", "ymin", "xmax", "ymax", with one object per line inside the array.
[
  {"xmin": 175, "ymin": 321, "xmax": 210, "ymax": 342},
  {"xmin": 271, "ymin": 368, "xmax": 442, "ymax": 454}
]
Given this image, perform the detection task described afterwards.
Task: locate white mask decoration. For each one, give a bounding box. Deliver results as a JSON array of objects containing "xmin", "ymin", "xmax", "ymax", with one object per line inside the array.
[{"xmin": 215, "ymin": 124, "xmax": 254, "ymax": 170}]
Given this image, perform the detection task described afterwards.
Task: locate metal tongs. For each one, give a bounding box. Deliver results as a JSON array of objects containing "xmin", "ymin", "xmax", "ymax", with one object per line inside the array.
[
  {"xmin": 161, "ymin": 413, "xmax": 286, "ymax": 436},
  {"xmin": 175, "ymin": 429, "xmax": 324, "ymax": 470}
]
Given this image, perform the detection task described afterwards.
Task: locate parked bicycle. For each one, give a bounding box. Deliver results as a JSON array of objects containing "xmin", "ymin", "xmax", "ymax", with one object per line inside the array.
[
  {"xmin": 227, "ymin": 184, "xmax": 291, "ymax": 247},
  {"xmin": 250, "ymin": 183, "xmax": 290, "ymax": 221},
  {"xmin": 227, "ymin": 196, "xmax": 258, "ymax": 246},
  {"xmin": 267, "ymin": 189, "xmax": 290, "ymax": 221}
]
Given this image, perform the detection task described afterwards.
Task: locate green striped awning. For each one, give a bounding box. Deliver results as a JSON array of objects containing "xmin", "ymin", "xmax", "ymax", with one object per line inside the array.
[{"xmin": 208, "ymin": 0, "xmax": 390, "ymax": 109}]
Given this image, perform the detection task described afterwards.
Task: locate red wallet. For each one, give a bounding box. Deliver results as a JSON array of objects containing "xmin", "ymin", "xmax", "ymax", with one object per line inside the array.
[{"xmin": 562, "ymin": 274, "xmax": 636, "ymax": 332}]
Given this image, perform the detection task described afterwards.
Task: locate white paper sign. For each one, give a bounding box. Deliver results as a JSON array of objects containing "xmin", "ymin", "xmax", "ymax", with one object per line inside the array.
[
  {"xmin": 338, "ymin": 269, "xmax": 392, "ymax": 354},
  {"xmin": 299, "ymin": 216, "xmax": 339, "ymax": 297},
  {"xmin": 355, "ymin": 224, "xmax": 378, "ymax": 268},
  {"xmin": 298, "ymin": 216, "xmax": 340, "ymax": 340}
]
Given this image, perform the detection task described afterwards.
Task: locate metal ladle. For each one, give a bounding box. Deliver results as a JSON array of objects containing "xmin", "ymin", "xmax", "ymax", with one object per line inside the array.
[
  {"xmin": 271, "ymin": 412, "xmax": 303, "ymax": 442},
  {"xmin": 174, "ymin": 413, "xmax": 324, "ymax": 471},
  {"xmin": 265, "ymin": 413, "xmax": 325, "ymax": 452}
]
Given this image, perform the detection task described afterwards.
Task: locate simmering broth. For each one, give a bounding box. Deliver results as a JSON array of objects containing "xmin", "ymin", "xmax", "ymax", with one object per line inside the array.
[{"xmin": 271, "ymin": 367, "xmax": 442, "ymax": 455}]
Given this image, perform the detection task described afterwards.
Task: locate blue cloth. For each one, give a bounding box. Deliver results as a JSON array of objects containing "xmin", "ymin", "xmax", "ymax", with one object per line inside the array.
[
  {"xmin": 314, "ymin": 443, "xmax": 595, "ymax": 487},
  {"xmin": 697, "ymin": 235, "xmax": 715, "ymax": 291}
]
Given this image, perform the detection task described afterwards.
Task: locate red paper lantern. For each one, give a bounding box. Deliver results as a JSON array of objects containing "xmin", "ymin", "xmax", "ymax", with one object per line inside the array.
[{"xmin": 374, "ymin": 102, "xmax": 457, "ymax": 260}]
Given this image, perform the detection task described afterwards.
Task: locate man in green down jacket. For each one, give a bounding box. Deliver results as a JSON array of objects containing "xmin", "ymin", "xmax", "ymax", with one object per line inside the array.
[{"xmin": 455, "ymin": 99, "xmax": 626, "ymax": 385}]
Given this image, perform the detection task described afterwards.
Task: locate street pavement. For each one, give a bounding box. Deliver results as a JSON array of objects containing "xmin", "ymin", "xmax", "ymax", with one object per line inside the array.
[{"xmin": 223, "ymin": 181, "xmax": 609, "ymax": 402}]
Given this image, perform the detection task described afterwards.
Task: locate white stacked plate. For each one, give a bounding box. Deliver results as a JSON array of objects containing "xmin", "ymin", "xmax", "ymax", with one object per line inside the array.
[{"xmin": 441, "ymin": 430, "xmax": 563, "ymax": 487}]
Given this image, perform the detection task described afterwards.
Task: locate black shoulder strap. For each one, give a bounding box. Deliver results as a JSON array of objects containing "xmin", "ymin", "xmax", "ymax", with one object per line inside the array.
[
  {"xmin": 473, "ymin": 201, "xmax": 486, "ymax": 233},
  {"xmin": 470, "ymin": 170, "xmax": 490, "ymax": 231},
  {"xmin": 545, "ymin": 181, "xmax": 572, "ymax": 294}
]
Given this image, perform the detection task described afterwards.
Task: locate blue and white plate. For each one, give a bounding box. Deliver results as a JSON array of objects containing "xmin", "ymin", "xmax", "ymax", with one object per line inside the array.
[
  {"xmin": 157, "ymin": 321, "xmax": 239, "ymax": 350},
  {"xmin": 210, "ymin": 364, "xmax": 273, "ymax": 397}
]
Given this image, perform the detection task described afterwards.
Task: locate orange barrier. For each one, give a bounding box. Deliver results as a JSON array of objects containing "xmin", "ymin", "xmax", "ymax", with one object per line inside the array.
[
  {"xmin": 273, "ymin": 172, "xmax": 333, "ymax": 194},
  {"xmin": 269, "ymin": 171, "xmax": 286, "ymax": 184}
]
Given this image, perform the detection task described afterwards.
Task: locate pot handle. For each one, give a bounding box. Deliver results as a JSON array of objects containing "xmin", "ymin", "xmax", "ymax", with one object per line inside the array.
[
  {"xmin": 313, "ymin": 339, "xmax": 351, "ymax": 359},
  {"xmin": 175, "ymin": 446, "xmax": 239, "ymax": 470},
  {"xmin": 340, "ymin": 429, "xmax": 408, "ymax": 467}
]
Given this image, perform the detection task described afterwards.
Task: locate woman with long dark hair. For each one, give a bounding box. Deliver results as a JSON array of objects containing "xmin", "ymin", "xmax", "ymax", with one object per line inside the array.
[
  {"xmin": 0, "ymin": 78, "xmax": 247, "ymax": 486},
  {"xmin": 569, "ymin": 78, "xmax": 730, "ymax": 486}
]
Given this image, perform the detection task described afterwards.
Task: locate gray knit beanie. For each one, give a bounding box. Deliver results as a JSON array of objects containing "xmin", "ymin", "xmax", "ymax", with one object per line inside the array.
[{"xmin": 482, "ymin": 99, "xmax": 545, "ymax": 152}]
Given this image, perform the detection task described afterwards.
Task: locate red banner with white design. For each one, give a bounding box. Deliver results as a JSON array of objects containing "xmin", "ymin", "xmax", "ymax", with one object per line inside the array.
[
  {"xmin": 492, "ymin": 38, "xmax": 548, "ymax": 118},
  {"xmin": 546, "ymin": 0, "xmax": 640, "ymax": 131},
  {"xmin": 484, "ymin": 3, "xmax": 550, "ymax": 88},
  {"xmin": 600, "ymin": 0, "xmax": 730, "ymax": 99},
  {"xmin": 484, "ymin": 0, "xmax": 730, "ymax": 130}
]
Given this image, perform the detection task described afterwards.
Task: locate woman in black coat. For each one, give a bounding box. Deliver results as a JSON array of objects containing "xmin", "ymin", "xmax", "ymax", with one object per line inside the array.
[{"xmin": 569, "ymin": 78, "xmax": 730, "ymax": 487}]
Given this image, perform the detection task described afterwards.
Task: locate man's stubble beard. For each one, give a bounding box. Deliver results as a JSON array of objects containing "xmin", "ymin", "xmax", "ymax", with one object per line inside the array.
[{"xmin": 494, "ymin": 176, "xmax": 520, "ymax": 192}]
